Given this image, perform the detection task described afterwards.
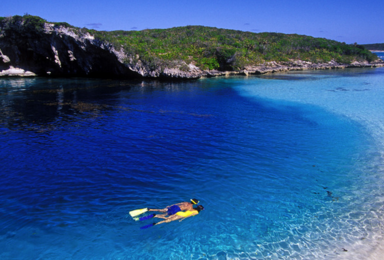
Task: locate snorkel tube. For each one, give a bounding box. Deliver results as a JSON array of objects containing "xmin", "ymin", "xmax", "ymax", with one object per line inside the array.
[{"xmin": 190, "ymin": 198, "xmax": 199, "ymax": 205}]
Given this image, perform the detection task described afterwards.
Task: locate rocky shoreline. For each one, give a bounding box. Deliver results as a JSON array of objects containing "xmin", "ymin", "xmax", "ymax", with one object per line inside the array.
[
  {"xmin": 1, "ymin": 22, "xmax": 383, "ymax": 79},
  {"xmin": 200, "ymin": 60, "xmax": 384, "ymax": 78},
  {"xmin": 1, "ymin": 59, "xmax": 383, "ymax": 79}
]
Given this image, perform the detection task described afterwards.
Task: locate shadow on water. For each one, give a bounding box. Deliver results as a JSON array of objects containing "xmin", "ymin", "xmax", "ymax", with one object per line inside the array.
[{"xmin": 0, "ymin": 78, "xmax": 205, "ymax": 132}]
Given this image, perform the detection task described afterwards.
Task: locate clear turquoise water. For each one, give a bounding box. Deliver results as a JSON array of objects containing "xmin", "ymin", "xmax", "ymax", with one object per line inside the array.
[
  {"xmin": 1, "ymin": 68, "xmax": 384, "ymax": 259},
  {"xmin": 373, "ymin": 51, "xmax": 384, "ymax": 60}
]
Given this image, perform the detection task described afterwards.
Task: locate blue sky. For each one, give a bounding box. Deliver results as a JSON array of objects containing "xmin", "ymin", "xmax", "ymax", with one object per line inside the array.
[{"xmin": 1, "ymin": 0, "xmax": 383, "ymax": 44}]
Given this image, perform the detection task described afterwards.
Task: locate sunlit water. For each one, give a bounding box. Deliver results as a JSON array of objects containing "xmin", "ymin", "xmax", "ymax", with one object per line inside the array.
[
  {"xmin": 373, "ymin": 51, "xmax": 384, "ymax": 61},
  {"xmin": 1, "ymin": 68, "xmax": 384, "ymax": 259}
]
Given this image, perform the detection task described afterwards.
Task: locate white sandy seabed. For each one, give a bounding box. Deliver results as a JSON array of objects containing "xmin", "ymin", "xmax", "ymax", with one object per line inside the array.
[{"xmin": 235, "ymin": 68, "xmax": 384, "ymax": 260}]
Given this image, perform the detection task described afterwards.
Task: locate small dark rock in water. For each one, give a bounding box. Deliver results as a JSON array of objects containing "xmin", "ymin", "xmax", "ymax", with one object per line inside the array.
[
  {"xmin": 323, "ymin": 187, "xmax": 328, "ymax": 189},
  {"xmin": 327, "ymin": 191, "xmax": 333, "ymax": 197}
]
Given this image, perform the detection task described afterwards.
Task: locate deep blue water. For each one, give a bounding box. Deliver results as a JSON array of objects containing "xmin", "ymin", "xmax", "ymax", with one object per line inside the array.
[{"xmin": 1, "ymin": 68, "xmax": 384, "ymax": 259}]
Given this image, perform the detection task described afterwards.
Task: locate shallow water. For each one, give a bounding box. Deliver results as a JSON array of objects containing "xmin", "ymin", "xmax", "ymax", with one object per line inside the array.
[
  {"xmin": 373, "ymin": 51, "xmax": 384, "ymax": 61},
  {"xmin": 1, "ymin": 68, "xmax": 384, "ymax": 259}
]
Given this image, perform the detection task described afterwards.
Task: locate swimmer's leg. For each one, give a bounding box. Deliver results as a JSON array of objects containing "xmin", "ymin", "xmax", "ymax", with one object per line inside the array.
[
  {"xmin": 154, "ymin": 215, "xmax": 181, "ymax": 225},
  {"xmin": 153, "ymin": 213, "xmax": 168, "ymax": 219},
  {"xmin": 148, "ymin": 208, "xmax": 167, "ymax": 213},
  {"xmin": 140, "ymin": 215, "xmax": 182, "ymax": 229}
]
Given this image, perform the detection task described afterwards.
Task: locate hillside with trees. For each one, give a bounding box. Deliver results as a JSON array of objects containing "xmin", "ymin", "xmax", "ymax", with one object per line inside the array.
[
  {"xmin": 0, "ymin": 15, "xmax": 382, "ymax": 78},
  {"xmin": 361, "ymin": 43, "xmax": 384, "ymax": 51}
]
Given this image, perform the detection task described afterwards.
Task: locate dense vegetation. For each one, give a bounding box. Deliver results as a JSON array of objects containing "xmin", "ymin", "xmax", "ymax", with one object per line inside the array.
[
  {"xmin": 0, "ymin": 15, "xmax": 74, "ymax": 31},
  {"xmin": 1, "ymin": 15, "xmax": 379, "ymax": 71},
  {"xmin": 362, "ymin": 43, "xmax": 384, "ymax": 51},
  {"xmin": 87, "ymin": 27, "xmax": 378, "ymax": 70}
]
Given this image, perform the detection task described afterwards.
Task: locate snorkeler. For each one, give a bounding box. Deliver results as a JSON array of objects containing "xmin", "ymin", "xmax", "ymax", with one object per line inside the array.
[
  {"xmin": 128, "ymin": 199, "xmax": 199, "ymax": 218},
  {"xmin": 147, "ymin": 199, "xmax": 199, "ymax": 215},
  {"xmin": 140, "ymin": 205, "xmax": 204, "ymax": 229}
]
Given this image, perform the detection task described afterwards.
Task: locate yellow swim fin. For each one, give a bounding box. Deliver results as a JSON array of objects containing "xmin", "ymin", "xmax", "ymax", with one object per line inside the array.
[{"xmin": 129, "ymin": 208, "xmax": 148, "ymax": 217}]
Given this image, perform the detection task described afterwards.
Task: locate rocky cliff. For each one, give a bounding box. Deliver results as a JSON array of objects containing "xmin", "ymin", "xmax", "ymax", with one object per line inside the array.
[
  {"xmin": 1, "ymin": 16, "xmax": 383, "ymax": 79},
  {"xmin": 0, "ymin": 20, "xmax": 142, "ymax": 78}
]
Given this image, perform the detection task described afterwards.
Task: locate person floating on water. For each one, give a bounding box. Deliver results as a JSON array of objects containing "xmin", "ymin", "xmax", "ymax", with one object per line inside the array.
[
  {"xmin": 140, "ymin": 205, "xmax": 204, "ymax": 229},
  {"xmin": 147, "ymin": 198, "xmax": 199, "ymax": 215},
  {"xmin": 128, "ymin": 199, "xmax": 203, "ymax": 229},
  {"xmin": 128, "ymin": 199, "xmax": 199, "ymax": 218}
]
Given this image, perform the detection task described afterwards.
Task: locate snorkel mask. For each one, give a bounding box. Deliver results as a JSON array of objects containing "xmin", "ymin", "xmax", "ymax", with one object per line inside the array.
[{"xmin": 196, "ymin": 205, "xmax": 204, "ymax": 212}]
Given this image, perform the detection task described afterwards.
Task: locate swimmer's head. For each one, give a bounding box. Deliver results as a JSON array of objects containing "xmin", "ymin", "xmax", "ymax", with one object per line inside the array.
[
  {"xmin": 196, "ymin": 205, "xmax": 204, "ymax": 212},
  {"xmin": 190, "ymin": 199, "xmax": 199, "ymax": 205}
]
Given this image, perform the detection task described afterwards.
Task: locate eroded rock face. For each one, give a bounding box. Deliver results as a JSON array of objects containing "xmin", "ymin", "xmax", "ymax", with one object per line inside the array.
[
  {"xmin": 0, "ymin": 49, "xmax": 10, "ymax": 63},
  {"xmin": 0, "ymin": 19, "xmax": 383, "ymax": 79},
  {"xmin": 0, "ymin": 20, "xmax": 206, "ymax": 79},
  {"xmin": 0, "ymin": 22, "xmax": 142, "ymax": 78}
]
